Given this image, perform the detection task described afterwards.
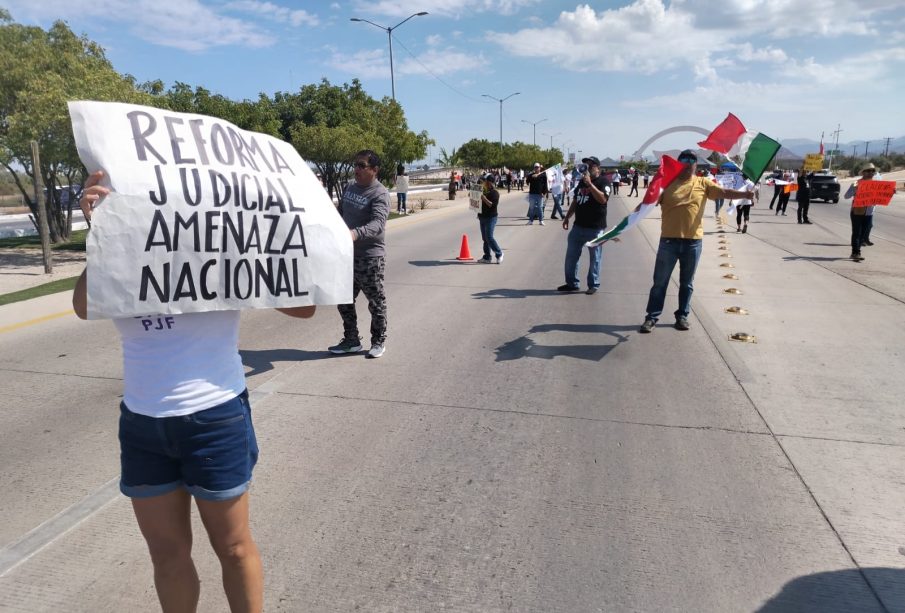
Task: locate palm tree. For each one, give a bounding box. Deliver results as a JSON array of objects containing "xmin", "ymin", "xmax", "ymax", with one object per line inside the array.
[{"xmin": 436, "ymin": 146, "xmax": 460, "ymax": 167}]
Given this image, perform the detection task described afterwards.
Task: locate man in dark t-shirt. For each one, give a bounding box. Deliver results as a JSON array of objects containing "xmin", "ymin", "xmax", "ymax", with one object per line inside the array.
[
  {"xmin": 558, "ymin": 156, "xmax": 610, "ymax": 294},
  {"xmin": 477, "ymin": 173, "xmax": 504, "ymax": 263},
  {"xmin": 526, "ymin": 162, "xmax": 548, "ymax": 225}
]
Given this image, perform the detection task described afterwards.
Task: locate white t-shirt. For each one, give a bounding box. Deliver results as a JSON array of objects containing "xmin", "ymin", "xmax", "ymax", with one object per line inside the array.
[
  {"xmin": 114, "ymin": 310, "xmax": 245, "ymax": 418},
  {"xmin": 395, "ymin": 175, "xmax": 409, "ymax": 194}
]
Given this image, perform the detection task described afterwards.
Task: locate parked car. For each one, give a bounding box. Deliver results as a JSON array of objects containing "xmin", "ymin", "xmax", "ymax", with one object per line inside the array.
[{"xmin": 809, "ymin": 172, "xmax": 839, "ymax": 203}]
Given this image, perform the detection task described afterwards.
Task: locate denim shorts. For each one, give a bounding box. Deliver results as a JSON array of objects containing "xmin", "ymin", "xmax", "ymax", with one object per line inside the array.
[{"xmin": 119, "ymin": 390, "xmax": 259, "ymax": 501}]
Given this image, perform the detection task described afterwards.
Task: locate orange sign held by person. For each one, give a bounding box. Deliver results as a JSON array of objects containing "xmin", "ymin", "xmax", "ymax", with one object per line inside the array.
[
  {"xmin": 853, "ymin": 180, "xmax": 896, "ymax": 207},
  {"xmin": 783, "ymin": 183, "xmax": 799, "ymax": 194}
]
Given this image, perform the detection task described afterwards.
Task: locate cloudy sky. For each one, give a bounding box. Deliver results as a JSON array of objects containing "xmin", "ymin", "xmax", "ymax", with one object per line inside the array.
[{"xmin": 5, "ymin": 0, "xmax": 905, "ymax": 163}]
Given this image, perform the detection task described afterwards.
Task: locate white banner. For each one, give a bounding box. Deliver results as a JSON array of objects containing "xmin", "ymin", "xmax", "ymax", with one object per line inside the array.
[
  {"xmin": 69, "ymin": 101, "xmax": 353, "ymax": 319},
  {"xmin": 715, "ymin": 172, "xmax": 746, "ymax": 191},
  {"xmin": 469, "ymin": 187, "xmax": 482, "ymax": 210}
]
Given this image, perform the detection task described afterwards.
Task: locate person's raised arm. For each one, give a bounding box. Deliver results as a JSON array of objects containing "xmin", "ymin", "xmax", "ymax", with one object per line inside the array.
[
  {"xmin": 276, "ymin": 306, "xmax": 316, "ymax": 318},
  {"xmin": 72, "ymin": 170, "xmax": 110, "ymax": 320}
]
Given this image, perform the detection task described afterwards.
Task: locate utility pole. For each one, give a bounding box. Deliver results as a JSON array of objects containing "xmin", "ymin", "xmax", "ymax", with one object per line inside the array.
[
  {"xmin": 864, "ymin": 141, "xmax": 870, "ymax": 157},
  {"xmin": 828, "ymin": 123, "xmax": 842, "ymax": 171},
  {"xmin": 30, "ymin": 141, "xmax": 53, "ymax": 273},
  {"xmin": 884, "ymin": 137, "xmax": 892, "ymax": 157},
  {"xmin": 851, "ymin": 145, "xmax": 857, "ymax": 159}
]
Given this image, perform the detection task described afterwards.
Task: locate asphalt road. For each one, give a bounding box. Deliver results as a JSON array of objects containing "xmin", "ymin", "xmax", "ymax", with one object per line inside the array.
[{"xmin": 1, "ymin": 187, "xmax": 903, "ymax": 612}]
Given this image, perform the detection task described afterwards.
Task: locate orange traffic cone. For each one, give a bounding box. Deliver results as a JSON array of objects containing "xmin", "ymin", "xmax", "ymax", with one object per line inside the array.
[{"xmin": 456, "ymin": 234, "xmax": 473, "ymax": 261}]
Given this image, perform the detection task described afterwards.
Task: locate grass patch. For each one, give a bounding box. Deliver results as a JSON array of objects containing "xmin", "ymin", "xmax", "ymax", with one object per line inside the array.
[
  {"xmin": 0, "ymin": 229, "xmax": 87, "ymax": 251},
  {"xmin": 0, "ymin": 275, "xmax": 79, "ymax": 307}
]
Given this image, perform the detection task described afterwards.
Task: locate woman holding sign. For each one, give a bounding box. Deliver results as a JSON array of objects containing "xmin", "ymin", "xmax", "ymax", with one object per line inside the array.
[
  {"xmin": 74, "ymin": 170, "xmax": 315, "ymax": 613},
  {"xmin": 845, "ymin": 163, "xmax": 881, "ymax": 260}
]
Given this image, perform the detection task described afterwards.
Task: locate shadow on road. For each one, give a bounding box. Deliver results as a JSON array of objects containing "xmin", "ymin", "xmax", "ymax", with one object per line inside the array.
[
  {"xmin": 495, "ymin": 323, "xmax": 634, "ymax": 362},
  {"xmin": 755, "ymin": 567, "xmax": 904, "ymax": 613},
  {"xmin": 782, "ymin": 255, "xmax": 852, "ymax": 262},
  {"xmin": 240, "ymin": 348, "xmax": 328, "ymax": 377},
  {"xmin": 803, "ymin": 242, "xmax": 849, "ymax": 247},
  {"xmin": 409, "ymin": 259, "xmax": 476, "ymax": 267},
  {"xmin": 473, "ymin": 288, "xmax": 568, "ymax": 299}
]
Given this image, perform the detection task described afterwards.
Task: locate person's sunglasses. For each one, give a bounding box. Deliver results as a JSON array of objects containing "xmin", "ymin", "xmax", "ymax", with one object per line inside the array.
[
  {"xmin": 679, "ymin": 157, "xmax": 697, "ymax": 164},
  {"xmin": 353, "ymin": 162, "xmax": 371, "ymax": 169}
]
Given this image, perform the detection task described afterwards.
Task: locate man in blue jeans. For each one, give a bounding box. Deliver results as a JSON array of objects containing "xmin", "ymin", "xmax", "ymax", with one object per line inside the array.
[
  {"xmin": 526, "ymin": 162, "xmax": 548, "ymax": 225},
  {"xmin": 640, "ymin": 149, "xmax": 755, "ymax": 332},
  {"xmin": 558, "ymin": 156, "xmax": 610, "ymax": 295}
]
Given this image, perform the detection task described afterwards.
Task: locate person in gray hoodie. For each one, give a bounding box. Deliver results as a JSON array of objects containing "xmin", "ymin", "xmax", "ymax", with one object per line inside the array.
[{"xmin": 329, "ymin": 150, "xmax": 390, "ymax": 358}]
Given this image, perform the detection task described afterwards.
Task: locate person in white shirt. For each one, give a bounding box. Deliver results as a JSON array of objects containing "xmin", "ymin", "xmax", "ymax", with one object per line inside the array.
[
  {"xmin": 394, "ymin": 164, "xmax": 410, "ymax": 214},
  {"xmin": 74, "ymin": 170, "xmax": 316, "ymax": 613}
]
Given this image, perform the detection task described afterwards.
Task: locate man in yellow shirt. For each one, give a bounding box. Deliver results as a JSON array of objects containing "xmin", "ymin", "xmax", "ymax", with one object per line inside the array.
[{"xmin": 639, "ymin": 149, "xmax": 755, "ymax": 333}]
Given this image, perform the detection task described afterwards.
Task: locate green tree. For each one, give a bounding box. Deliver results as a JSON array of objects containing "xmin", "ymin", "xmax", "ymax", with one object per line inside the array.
[
  {"xmin": 152, "ymin": 82, "xmax": 281, "ymax": 137},
  {"xmin": 0, "ymin": 12, "xmax": 150, "ymax": 241},
  {"xmin": 457, "ymin": 138, "xmax": 501, "ymax": 169},
  {"xmin": 270, "ymin": 79, "xmax": 431, "ymax": 198},
  {"xmin": 436, "ymin": 146, "xmax": 460, "ymax": 167}
]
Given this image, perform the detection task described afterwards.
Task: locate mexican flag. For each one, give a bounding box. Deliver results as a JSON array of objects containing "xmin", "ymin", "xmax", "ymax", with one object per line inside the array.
[
  {"xmin": 698, "ymin": 113, "xmax": 780, "ymax": 182},
  {"xmin": 585, "ymin": 155, "xmax": 685, "ymax": 248}
]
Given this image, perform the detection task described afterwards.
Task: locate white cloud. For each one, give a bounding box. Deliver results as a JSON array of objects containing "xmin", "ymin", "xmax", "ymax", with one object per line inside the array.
[
  {"xmin": 490, "ymin": 0, "xmax": 900, "ymax": 78},
  {"xmin": 4, "ymin": 0, "xmax": 273, "ymax": 51},
  {"xmin": 324, "ymin": 44, "xmax": 484, "ymax": 78},
  {"xmin": 352, "ymin": 0, "xmax": 540, "ymax": 19},
  {"xmin": 626, "ymin": 47, "xmax": 905, "ymax": 115},
  {"xmin": 426, "ymin": 34, "xmax": 443, "ymax": 46},
  {"xmin": 225, "ymin": 1, "xmax": 319, "ymax": 27}
]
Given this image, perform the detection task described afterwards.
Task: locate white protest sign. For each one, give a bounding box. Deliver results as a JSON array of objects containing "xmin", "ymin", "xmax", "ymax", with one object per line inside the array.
[
  {"xmin": 715, "ymin": 172, "xmax": 745, "ymax": 191},
  {"xmin": 69, "ymin": 101, "xmax": 353, "ymax": 320},
  {"xmin": 469, "ymin": 187, "xmax": 483, "ymax": 210}
]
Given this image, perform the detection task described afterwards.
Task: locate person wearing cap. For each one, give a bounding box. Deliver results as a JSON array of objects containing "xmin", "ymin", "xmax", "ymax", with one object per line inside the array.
[
  {"xmin": 558, "ymin": 156, "xmax": 610, "ymax": 294},
  {"xmin": 844, "ymin": 162, "xmax": 881, "ymax": 260},
  {"xmin": 476, "ymin": 173, "xmax": 504, "ymax": 264},
  {"xmin": 639, "ymin": 149, "xmax": 755, "ymax": 333},
  {"xmin": 526, "ymin": 162, "xmax": 548, "ymax": 225}
]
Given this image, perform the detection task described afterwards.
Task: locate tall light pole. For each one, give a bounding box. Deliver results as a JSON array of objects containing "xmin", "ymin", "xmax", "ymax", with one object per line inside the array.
[
  {"xmin": 482, "ymin": 92, "xmax": 520, "ymax": 151},
  {"xmin": 521, "ymin": 117, "xmax": 547, "ymax": 147},
  {"xmin": 350, "ymin": 12, "xmax": 429, "ymax": 101},
  {"xmin": 543, "ymin": 131, "xmax": 562, "ymax": 150}
]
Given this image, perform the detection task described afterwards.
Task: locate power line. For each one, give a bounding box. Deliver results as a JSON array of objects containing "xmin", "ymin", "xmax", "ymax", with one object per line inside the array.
[{"xmin": 391, "ymin": 35, "xmax": 493, "ymax": 105}]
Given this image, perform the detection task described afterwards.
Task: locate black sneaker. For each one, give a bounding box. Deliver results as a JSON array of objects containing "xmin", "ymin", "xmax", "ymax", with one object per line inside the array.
[
  {"xmin": 850, "ymin": 252, "xmax": 864, "ymax": 261},
  {"xmin": 328, "ymin": 338, "xmax": 362, "ymax": 354},
  {"xmin": 674, "ymin": 317, "xmax": 690, "ymax": 331},
  {"xmin": 557, "ymin": 284, "xmax": 580, "ymax": 292},
  {"xmin": 863, "ymin": 240, "xmax": 874, "ymax": 246},
  {"xmin": 639, "ymin": 319, "xmax": 655, "ymax": 333},
  {"xmin": 585, "ymin": 287, "xmax": 598, "ymax": 295}
]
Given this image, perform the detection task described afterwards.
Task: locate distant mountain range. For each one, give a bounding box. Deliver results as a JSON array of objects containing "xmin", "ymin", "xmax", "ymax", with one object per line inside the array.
[{"xmin": 780, "ymin": 136, "xmax": 905, "ymax": 158}]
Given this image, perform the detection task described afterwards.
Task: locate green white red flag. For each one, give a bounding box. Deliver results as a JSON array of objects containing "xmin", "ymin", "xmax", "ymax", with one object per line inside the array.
[
  {"xmin": 698, "ymin": 113, "xmax": 781, "ymax": 183},
  {"xmin": 585, "ymin": 155, "xmax": 685, "ymax": 248}
]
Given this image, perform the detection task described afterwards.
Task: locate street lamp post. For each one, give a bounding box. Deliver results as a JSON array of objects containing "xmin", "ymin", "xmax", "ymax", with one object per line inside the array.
[
  {"xmin": 350, "ymin": 12, "xmax": 429, "ymax": 101},
  {"xmin": 544, "ymin": 131, "xmax": 562, "ymax": 150},
  {"xmin": 520, "ymin": 118, "xmax": 547, "ymax": 147},
  {"xmin": 482, "ymin": 92, "xmax": 520, "ymax": 151}
]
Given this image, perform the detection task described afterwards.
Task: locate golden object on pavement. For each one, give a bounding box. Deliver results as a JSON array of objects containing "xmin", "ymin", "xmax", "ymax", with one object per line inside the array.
[
  {"xmin": 720, "ymin": 253, "xmax": 733, "ymax": 258},
  {"xmin": 726, "ymin": 306, "xmax": 749, "ymax": 315},
  {"xmin": 729, "ymin": 332, "xmax": 757, "ymax": 343},
  {"xmin": 723, "ymin": 274, "xmax": 739, "ymax": 280},
  {"xmin": 720, "ymin": 263, "xmax": 735, "ymax": 268},
  {"xmin": 723, "ymin": 288, "xmax": 742, "ymax": 294}
]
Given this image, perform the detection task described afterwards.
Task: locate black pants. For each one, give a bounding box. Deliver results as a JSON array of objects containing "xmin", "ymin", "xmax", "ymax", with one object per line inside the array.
[
  {"xmin": 769, "ymin": 185, "xmax": 782, "ymax": 208},
  {"xmin": 850, "ymin": 212, "xmax": 868, "ymax": 254},
  {"xmin": 338, "ymin": 256, "xmax": 387, "ymax": 345},
  {"xmin": 736, "ymin": 205, "xmax": 751, "ymax": 227},
  {"xmin": 776, "ymin": 193, "xmax": 789, "ymax": 214},
  {"xmin": 797, "ymin": 196, "xmax": 810, "ymax": 223}
]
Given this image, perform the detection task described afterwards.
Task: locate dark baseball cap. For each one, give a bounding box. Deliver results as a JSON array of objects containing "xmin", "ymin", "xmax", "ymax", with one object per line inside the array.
[
  {"xmin": 678, "ymin": 149, "xmax": 698, "ymax": 163},
  {"xmin": 581, "ymin": 156, "xmax": 600, "ymax": 166},
  {"xmin": 482, "ymin": 173, "xmax": 495, "ymax": 182}
]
